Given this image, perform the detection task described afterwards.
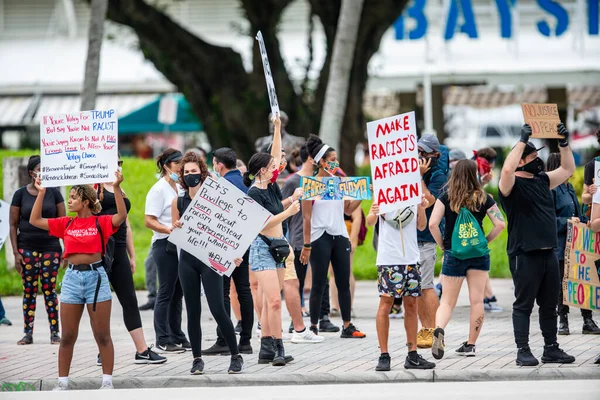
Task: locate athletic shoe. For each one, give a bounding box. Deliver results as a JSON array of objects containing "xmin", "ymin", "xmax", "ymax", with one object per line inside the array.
[
  {"xmin": 0, "ymin": 317, "xmax": 12, "ymax": 326},
  {"xmin": 255, "ymin": 322, "xmax": 261, "ymax": 337},
  {"xmin": 330, "ymin": 308, "xmax": 340, "ymax": 317},
  {"xmin": 541, "ymin": 343, "xmax": 575, "ymax": 364},
  {"xmin": 234, "ymin": 321, "xmax": 242, "ymax": 335},
  {"xmin": 190, "ymin": 357, "xmax": 204, "ymax": 375},
  {"xmin": 516, "ymin": 346, "xmax": 539, "ymax": 366},
  {"xmin": 291, "ymin": 328, "xmax": 325, "ymax": 343},
  {"xmin": 156, "ymin": 343, "xmax": 186, "ymax": 354},
  {"xmin": 375, "ymin": 353, "xmax": 391, "ymax": 371},
  {"xmin": 455, "ymin": 342, "xmax": 476, "ymax": 357},
  {"xmin": 239, "ymin": 342, "xmax": 253, "ymax": 354},
  {"xmin": 405, "ymin": 353, "xmax": 436, "ymax": 370},
  {"xmin": 178, "ymin": 340, "xmax": 192, "ymax": 351},
  {"xmin": 97, "ymin": 353, "xmax": 102, "ymax": 366},
  {"xmin": 202, "ymin": 342, "xmax": 231, "ymax": 356},
  {"xmin": 582, "ymin": 318, "xmax": 600, "ymax": 334},
  {"xmin": 288, "ymin": 321, "xmax": 294, "ymax": 334},
  {"xmin": 302, "ymin": 310, "xmax": 310, "ymax": 318},
  {"xmin": 417, "ymin": 328, "xmax": 433, "ymax": 348},
  {"xmin": 434, "ymin": 282, "xmax": 443, "ymax": 299},
  {"xmin": 135, "ymin": 346, "xmax": 167, "ymax": 364},
  {"xmin": 319, "ymin": 316, "xmax": 340, "ymax": 333},
  {"xmin": 431, "ymin": 327, "xmax": 445, "ymax": 360},
  {"xmin": 340, "ymin": 323, "xmax": 366, "ymax": 338},
  {"xmin": 100, "ymin": 382, "xmax": 114, "ymax": 390},
  {"xmin": 50, "ymin": 333, "xmax": 61, "ymax": 344},
  {"xmin": 138, "ymin": 301, "xmax": 155, "ymax": 311},
  {"xmin": 483, "ymin": 296, "xmax": 503, "ymax": 313},
  {"xmin": 389, "ymin": 307, "xmax": 404, "ymax": 319},
  {"xmin": 52, "ymin": 381, "xmax": 69, "ymax": 391},
  {"xmin": 595, "ymin": 354, "xmax": 600, "ymax": 364},
  {"xmin": 228, "ymin": 354, "xmax": 244, "ymax": 374}
]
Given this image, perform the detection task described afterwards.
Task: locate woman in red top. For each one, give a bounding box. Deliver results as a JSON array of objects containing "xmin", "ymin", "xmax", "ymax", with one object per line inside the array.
[{"xmin": 30, "ymin": 171, "xmax": 127, "ymax": 391}]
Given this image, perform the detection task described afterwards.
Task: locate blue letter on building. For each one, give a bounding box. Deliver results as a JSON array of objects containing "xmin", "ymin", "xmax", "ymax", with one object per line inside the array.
[
  {"xmin": 537, "ymin": 0, "xmax": 569, "ymax": 37},
  {"xmin": 444, "ymin": 0, "xmax": 478, "ymax": 40},
  {"xmin": 394, "ymin": 0, "xmax": 428, "ymax": 40}
]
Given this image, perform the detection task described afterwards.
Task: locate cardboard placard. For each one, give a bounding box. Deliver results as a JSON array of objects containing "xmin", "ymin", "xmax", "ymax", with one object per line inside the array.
[
  {"xmin": 563, "ymin": 221, "xmax": 600, "ymax": 310},
  {"xmin": 168, "ymin": 177, "xmax": 272, "ymax": 277},
  {"xmin": 255, "ymin": 31, "xmax": 280, "ymax": 117},
  {"xmin": 521, "ymin": 103, "xmax": 562, "ymax": 138},
  {"xmin": 366, "ymin": 111, "xmax": 421, "ymax": 214},
  {"xmin": 300, "ymin": 176, "xmax": 371, "ymax": 200},
  {"xmin": 40, "ymin": 110, "xmax": 118, "ymax": 187},
  {"xmin": 594, "ymin": 161, "xmax": 600, "ymax": 204},
  {"xmin": 0, "ymin": 200, "xmax": 9, "ymax": 250}
]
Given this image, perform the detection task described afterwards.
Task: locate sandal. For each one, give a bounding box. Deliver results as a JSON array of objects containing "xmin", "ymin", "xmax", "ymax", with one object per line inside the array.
[
  {"xmin": 50, "ymin": 333, "xmax": 61, "ymax": 344},
  {"xmin": 17, "ymin": 334, "xmax": 33, "ymax": 345}
]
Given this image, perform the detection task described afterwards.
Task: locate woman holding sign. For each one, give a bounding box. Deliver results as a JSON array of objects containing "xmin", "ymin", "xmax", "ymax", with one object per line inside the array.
[
  {"xmin": 30, "ymin": 172, "xmax": 127, "ymax": 391},
  {"xmin": 428, "ymin": 160, "xmax": 505, "ymax": 360}
]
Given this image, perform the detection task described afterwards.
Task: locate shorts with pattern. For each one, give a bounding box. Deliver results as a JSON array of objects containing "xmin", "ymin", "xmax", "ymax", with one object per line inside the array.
[{"xmin": 377, "ymin": 264, "xmax": 422, "ymax": 298}]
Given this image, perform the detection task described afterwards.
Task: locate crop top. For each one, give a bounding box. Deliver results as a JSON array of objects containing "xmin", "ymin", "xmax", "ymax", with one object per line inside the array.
[{"xmin": 47, "ymin": 215, "xmax": 118, "ymax": 259}]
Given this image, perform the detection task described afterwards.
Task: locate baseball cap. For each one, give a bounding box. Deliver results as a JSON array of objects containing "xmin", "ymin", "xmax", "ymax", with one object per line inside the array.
[
  {"xmin": 418, "ymin": 134, "xmax": 440, "ymax": 153},
  {"xmin": 521, "ymin": 142, "xmax": 545, "ymax": 159},
  {"xmin": 449, "ymin": 149, "xmax": 467, "ymax": 161}
]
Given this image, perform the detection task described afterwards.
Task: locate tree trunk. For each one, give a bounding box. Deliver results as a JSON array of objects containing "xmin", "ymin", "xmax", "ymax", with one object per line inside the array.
[
  {"xmin": 319, "ymin": 0, "xmax": 364, "ymax": 153},
  {"xmin": 81, "ymin": 0, "xmax": 108, "ymax": 111}
]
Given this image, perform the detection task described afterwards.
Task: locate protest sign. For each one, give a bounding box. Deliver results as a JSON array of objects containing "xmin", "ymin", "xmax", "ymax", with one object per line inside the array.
[
  {"xmin": 40, "ymin": 110, "xmax": 118, "ymax": 187},
  {"xmin": 521, "ymin": 103, "xmax": 562, "ymax": 138},
  {"xmin": 168, "ymin": 177, "xmax": 272, "ymax": 277},
  {"xmin": 366, "ymin": 111, "xmax": 420, "ymax": 214},
  {"xmin": 300, "ymin": 176, "xmax": 371, "ymax": 200},
  {"xmin": 564, "ymin": 221, "xmax": 600, "ymax": 310},
  {"xmin": 255, "ymin": 31, "xmax": 280, "ymax": 116},
  {"xmin": 0, "ymin": 200, "xmax": 9, "ymax": 250},
  {"xmin": 594, "ymin": 160, "xmax": 600, "ymax": 204}
]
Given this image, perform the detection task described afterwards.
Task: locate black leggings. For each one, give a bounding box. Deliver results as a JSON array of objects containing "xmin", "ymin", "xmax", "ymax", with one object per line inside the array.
[
  {"xmin": 294, "ymin": 249, "xmax": 331, "ymax": 319},
  {"xmin": 558, "ymin": 260, "xmax": 592, "ymax": 319},
  {"xmin": 153, "ymin": 238, "xmax": 187, "ymax": 346},
  {"xmin": 309, "ymin": 233, "xmax": 352, "ymax": 325},
  {"xmin": 179, "ymin": 250, "xmax": 239, "ymax": 358},
  {"xmin": 107, "ymin": 245, "xmax": 142, "ymax": 332}
]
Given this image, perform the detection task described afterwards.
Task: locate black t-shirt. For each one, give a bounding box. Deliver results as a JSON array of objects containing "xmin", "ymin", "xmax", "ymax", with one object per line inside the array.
[
  {"xmin": 499, "ymin": 172, "xmax": 557, "ymax": 256},
  {"xmin": 11, "ymin": 186, "xmax": 64, "ymax": 252},
  {"xmin": 248, "ymin": 183, "xmax": 287, "ymax": 236},
  {"xmin": 584, "ymin": 158, "xmax": 595, "ymax": 186},
  {"xmin": 97, "ymin": 188, "xmax": 132, "ymax": 246},
  {"xmin": 439, "ymin": 192, "xmax": 496, "ymax": 251}
]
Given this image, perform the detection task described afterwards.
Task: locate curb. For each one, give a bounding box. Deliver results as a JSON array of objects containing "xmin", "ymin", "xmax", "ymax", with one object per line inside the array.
[{"xmin": 29, "ymin": 367, "xmax": 599, "ymax": 391}]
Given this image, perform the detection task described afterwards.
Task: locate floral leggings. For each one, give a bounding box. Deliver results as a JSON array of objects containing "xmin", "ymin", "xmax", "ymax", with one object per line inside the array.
[{"xmin": 19, "ymin": 249, "xmax": 60, "ymax": 335}]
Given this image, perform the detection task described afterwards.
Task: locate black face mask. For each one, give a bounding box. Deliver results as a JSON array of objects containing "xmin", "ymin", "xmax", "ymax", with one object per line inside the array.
[
  {"xmin": 517, "ymin": 157, "xmax": 544, "ymax": 175},
  {"xmin": 184, "ymin": 173, "xmax": 202, "ymax": 188}
]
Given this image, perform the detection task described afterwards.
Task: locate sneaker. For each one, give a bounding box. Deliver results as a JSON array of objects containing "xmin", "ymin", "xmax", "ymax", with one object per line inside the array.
[
  {"xmin": 291, "ymin": 328, "xmax": 325, "ymax": 344},
  {"xmin": 375, "ymin": 353, "xmax": 391, "ymax": 371},
  {"xmin": 135, "ymin": 346, "xmax": 167, "ymax": 364},
  {"xmin": 239, "ymin": 342, "xmax": 253, "ymax": 354},
  {"xmin": 405, "ymin": 353, "xmax": 436, "ymax": 369},
  {"xmin": 288, "ymin": 321, "xmax": 294, "ymax": 334},
  {"xmin": 389, "ymin": 307, "xmax": 404, "ymax": 319},
  {"xmin": 541, "ymin": 343, "xmax": 575, "ymax": 364},
  {"xmin": 255, "ymin": 322, "xmax": 262, "ymax": 337},
  {"xmin": 483, "ymin": 296, "xmax": 503, "ymax": 313},
  {"xmin": 138, "ymin": 301, "xmax": 155, "ymax": 311},
  {"xmin": 17, "ymin": 334, "xmax": 33, "ymax": 345},
  {"xmin": 156, "ymin": 343, "xmax": 186, "ymax": 354},
  {"xmin": 234, "ymin": 321, "xmax": 242, "ymax": 335},
  {"xmin": 319, "ymin": 316, "xmax": 340, "ymax": 333},
  {"xmin": 190, "ymin": 357, "xmax": 204, "ymax": 375},
  {"xmin": 340, "ymin": 323, "xmax": 366, "ymax": 338},
  {"xmin": 178, "ymin": 340, "xmax": 192, "ymax": 351},
  {"xmin": 100, "ymin": 381, "xmax": 114, "ymax": 390},
  {"xmin": 202, "ymin": 342, "xmax": 231, "ymax": 356},
  {"xmin": 455, "ymin": 342, "xmax": 476, "ymax": 357},
  {"xmin": 417, "ymin": 328, "xmax": 433, "ymax": 349},
  {"xmin": 595, "ymin": 354, "xmax": 600, "ymax": 364},
  {"xmin": 516, "ymin": 346, "xmax": 539, "ymax": 366},
  {"xmin": 52, "ymin": 381, "xmax": 69, "ymax": 391},
  {"xmin": 97, "ymin": 353, "xmax": 102, "ymax": 366},
  {"xmin": 50, "ymin": 333, "xmax": 61, "ymax": 344},
  {"xmin": 302, "ymin": 310, "xmax": 310, "ymax": 318},
  {"xmin": 0, "ymin": 317, "xmax": 12, "ymax": 326},
  {"xmin": 434, "ymin": 282, "xmax": 443, "ymax": 299},
  {"xmin": 228, "ymin": 354, "xmax": 244, "ymax": 374},
  {"xmin": 330, "ymin": 308, "xmax": 340, "ymax": 317},
  {"xmin": 582, "ymin": 318, "xmax": 600, "ymax": 334},
  {"xmin": 431, "ymin": 327, "xmax": 445, "ymax": 360}
]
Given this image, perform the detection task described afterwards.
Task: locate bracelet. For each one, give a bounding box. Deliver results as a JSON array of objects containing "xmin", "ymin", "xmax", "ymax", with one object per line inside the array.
[{"xmin": 303, "ymin": 244, "xmax": 312, "ymax": 249}]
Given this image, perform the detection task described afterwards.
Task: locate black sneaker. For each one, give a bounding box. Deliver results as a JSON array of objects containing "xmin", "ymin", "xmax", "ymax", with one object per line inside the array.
[
  {"xmin": 202, "ymin": 342, "xmax": 231, "ymax": 356},
  {"xmin": 156, "ymin": 343, "xmax": 186, "ymax": 354},
  {"xmin": 235, "ymin": 321, "xmax": 243, "ymax": 335},
  {"xmin": 340, "ymin": 323, "xmax": 366, "ymax": 338},
  {"xmin": 319, "ymin": 316, "xmax": 340, "ymax": 333},
  {"xmin": 516, "ymin": 346, "xmax": 539, "ymax": 366},
  {"xmin": 288, "ymin": 321, "xmax": 294, "ymax": 334},
  {"xmin": 541, "ymin": 343, "xmax": 576, "ymax": 364},
  {"xmin": 190, "ymin": 357, "xmax": 204, "ymax": 375},
  {"xmin": 138, "ymin": 301, "xmax": 155, "ymax": 311},
  {"xmin": 239, "ymin": 342, "xmax": 253, "ymax": 354},
  {"xmin": 228, "ymin": 354, "xmax": 244, "ymax": 374},
  {"xmin": 595, "ymin": 354, "xmax": 600, "ymax": 364},
  {"xmin": 375, "ymin": 353, "xmax": 391, "ymax": 371},
  {"xmin": 455, "ymin": 342, "xmax": 476, "ymax": 357},
  {"xmin": 309, "ymin": 326, "xmax": 319, "ymax": 336},
  {"xmin": 431, "ymin": 327, "xmax": 445, "ymax": 360},
  {"xmin": 178, "ymin": 340, "xmax": 192, "ymax": 351},
  {"xmin": 582, "ymin": 318, "xmax": 600, "ymax": 334},
  {"xmin": 135, "ymin": 346, "xmax": 167, "ymax": 364},
  {"xmin": 96, "ymin": 353, "xmax": 102, "ymax": 366},
  {"xmin": 404, "ymin": 353, "xmax": 436, "ymax": 369}
]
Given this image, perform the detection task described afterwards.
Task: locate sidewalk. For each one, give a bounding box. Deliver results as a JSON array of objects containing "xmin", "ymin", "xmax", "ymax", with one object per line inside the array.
[{"xmin": 0, "ymin": 279, "xmax": 598, "ymax": 391}]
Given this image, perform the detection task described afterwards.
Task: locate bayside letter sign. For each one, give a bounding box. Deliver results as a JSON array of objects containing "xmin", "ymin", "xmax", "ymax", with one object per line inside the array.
[
  {"xmin": 564, "ymin": 221, "xmax": 600, "ymax": 310},
  {"xmin": 40, "ymin": 110, "xmax": 118, "ymax": 187},
  {"xmin": 366, "ymin": 111, "xmax": 421, "ymax": 214}
]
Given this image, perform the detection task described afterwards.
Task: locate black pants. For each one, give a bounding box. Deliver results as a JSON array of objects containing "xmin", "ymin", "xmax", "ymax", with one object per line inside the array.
[
  {"xmin": 107, "ymin": 245, "xmax": 142, "ymax": 332},
  {"xmin": 179, "ymin": 250, "xmax": 239, "ymax": 358},
  {"xmin": 558, "ymin": 260, "xmax": 592, "ymax": 319},
  {"xmin": 216, "ymin": 250, "xmax": 254, "ymax": 346},
  {"xmin": 509, "ymin": 250, "xmax": 560, "ymax": 348},
  {"xmin": 152, "ymin": 238, "xmax": 187, "ymax": 346},
  {"xmin": 294, "ymin": 249, "xmax": 330, "ymax": 319},
  {"xmin": 309, "ymin": 233, "xmax": 352, "ymax": 325}
]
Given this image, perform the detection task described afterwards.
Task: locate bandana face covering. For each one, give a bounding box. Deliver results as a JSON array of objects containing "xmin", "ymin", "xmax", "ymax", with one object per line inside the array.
[{"xmin": 323, "ymin": 160, "xmax": 340, "ymax": 175}]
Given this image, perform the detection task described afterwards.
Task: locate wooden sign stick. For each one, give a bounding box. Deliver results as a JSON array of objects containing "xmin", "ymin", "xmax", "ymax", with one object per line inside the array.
[{"xmin": 399, "ymin": 219, "xmax": 406, "ymax": 257}]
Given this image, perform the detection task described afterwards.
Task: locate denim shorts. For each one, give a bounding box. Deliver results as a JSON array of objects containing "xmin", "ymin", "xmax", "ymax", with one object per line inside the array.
[
  {"xmin": 60, "ymin": 266, "xmax": 112, "ymax": 305},
  {"xmin": 249, "ymin": 236, "xmax": 286, "ymax": 272},
  {"xmin": 442, "ymin": 250, "xmax": 490, "ymax": 277}
]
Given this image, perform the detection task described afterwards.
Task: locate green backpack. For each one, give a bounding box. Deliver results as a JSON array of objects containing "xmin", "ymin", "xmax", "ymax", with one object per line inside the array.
[{"xmin": 451, "ymin": 207, "xmax": 489, "ymax": 260}]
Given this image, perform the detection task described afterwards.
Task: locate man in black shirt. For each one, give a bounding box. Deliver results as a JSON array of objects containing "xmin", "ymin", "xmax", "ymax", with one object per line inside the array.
[{"xmin": 499, "ymin": 123, "xmax": 576, "ymax": 367}]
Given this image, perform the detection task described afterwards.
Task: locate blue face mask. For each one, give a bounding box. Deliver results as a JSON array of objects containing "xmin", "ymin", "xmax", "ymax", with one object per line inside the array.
[
  {"xmin": 213, "ymin": 169, "xmax": 221, "ymax": 178},
  {"xmin": 166, "ymin": 168, "xmax": 179, "ymax": 182}
]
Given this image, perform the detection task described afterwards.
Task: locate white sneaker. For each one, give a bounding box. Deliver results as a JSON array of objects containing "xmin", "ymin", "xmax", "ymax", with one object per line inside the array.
[
  {"xmin": 484, "ymin": 301, "xmax": 503, "ymax": 313},
  {"xmin": 100, "ymin": 381, "xmax": 114, "ymax": 390},
  {"xmin": 53, "ymin": 381, "xmax": 69, "ymax": 391},
  {"xmin": 291, "ymin": 328, "xmax": 325, "ymax": 344}
]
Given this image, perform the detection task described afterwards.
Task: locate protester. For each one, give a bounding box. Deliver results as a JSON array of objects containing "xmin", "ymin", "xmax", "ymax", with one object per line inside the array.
[
  {"xmin": 367, "ymin": 197, "xmax": 436, "ymax": 371},
  {"xmin": 30, "ymin": 172, "xmax": 126, "ymax": 391},
  {"xmin": 171, "ymin": 151, "xmax": 244, "ymax": 374},
  {"xmin": 10, "ymin": 155, "xmax": 65, "ymax": 345},
  {"xmin": 244, "ymin": 113, "xmax": 299, "ymax": 365},
  {"xmin": 498, "ymin": 123, "xmax": 576, "ymax": 366},
  {"xmin": 95, "ymin": 156, "xmax": 166, "ymax": 366},
  {"xmin": 300, "ymin": 134, "xmax": 365, "ymax": 339},
  {"xmin": 581, "ymin": 129, "xmax": 600, "ymax": 211},
  {"xmin": 236, "ymin": 159, "xmax": 247, "ymax": 174},
  {"xmin": 255, "ymin": 111, "xmax": 305, "ymax": 162},
  {"xmin": 429, "ymin": 159, "xmax": 505, "ymax": 360},
  {"xmin": 0, "ymin": 297, "xmax": 12, "ymax": 326},
  {"xmin": 145, "ymin": 149, "xmax": 190, "ymax": 353},
  {"xmin": 449, "ymin": 149, "xmax": 467, "ymax": 170}
]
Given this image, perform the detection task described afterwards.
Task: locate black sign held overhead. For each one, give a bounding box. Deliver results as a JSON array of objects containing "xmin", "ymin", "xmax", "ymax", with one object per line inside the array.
[{"xmin": 256, "ymin": 31, "xmax": 280, "ymax": 116}]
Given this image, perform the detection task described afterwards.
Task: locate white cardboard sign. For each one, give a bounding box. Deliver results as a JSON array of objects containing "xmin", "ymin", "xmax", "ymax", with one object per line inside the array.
[
  {"xmin": 0, "ymin": 200, "xmax": 10, "ymax": 250},
  {"xmin": 255, "ymin": 31, "xmax": 280, "ymax": 116},
  {"xmin": 594, "ymin": 160, "xmax": 600, "ymax": 205}
]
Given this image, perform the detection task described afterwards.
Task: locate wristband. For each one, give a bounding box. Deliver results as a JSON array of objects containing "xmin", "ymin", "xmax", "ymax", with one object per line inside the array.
[{"xmin": 303, "ymin": 244, "xmax": 312, "ymax": 249}]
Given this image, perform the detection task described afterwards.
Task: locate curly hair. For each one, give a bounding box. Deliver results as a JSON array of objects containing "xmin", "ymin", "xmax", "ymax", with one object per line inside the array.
[
  {"xmin": 70, "ymin": 184, "xmax": 102, "ymax": 214},
  {"xmin": 445, "ymin": 160, "xmax": 487, "ymax": 214},
  {"xmin": 179, "ymin": 151, "xmax": 210, "ymax": 190}
]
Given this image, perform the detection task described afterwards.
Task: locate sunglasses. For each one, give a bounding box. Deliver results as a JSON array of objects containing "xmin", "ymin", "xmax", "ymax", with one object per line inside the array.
[{"xmin": 118, "ymin": 160, "xmax": 124, "ymax": 167}]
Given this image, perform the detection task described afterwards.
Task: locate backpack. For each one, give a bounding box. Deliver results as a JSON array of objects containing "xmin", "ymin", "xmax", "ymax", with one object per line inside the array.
[
  {"xmin": 438, "ymin": 144, "xmax": 450, "ymax": 175},
  {"xmin": 357, "ymin": 210, "xmax": 368, "ymax": 246},
  {"xmin": 451, "ymin": 208, "xmax": 489, "ymax": 260}
]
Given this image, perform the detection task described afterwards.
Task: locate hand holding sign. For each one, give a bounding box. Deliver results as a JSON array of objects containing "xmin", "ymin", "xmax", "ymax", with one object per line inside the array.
[
  {"xmin": 521, "ymin": 104, "xmax": 562, "ymax": 139},
  {"xmin": 256, "ymin": 31, "xmax": 280, "ymax": 117}
]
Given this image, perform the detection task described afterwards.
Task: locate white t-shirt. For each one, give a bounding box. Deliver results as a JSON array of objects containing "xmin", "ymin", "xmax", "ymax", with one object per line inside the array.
[
  {"xmin": 376, "ymin": 206, "xmax": 420, "ymax": 266},
  {"xmin": 310, "ymin": 200, "xmax": 349, "ymax": 242},
  {"xmin": 145, "ymin": 178, "xmax": 182, "ymax": 243}
]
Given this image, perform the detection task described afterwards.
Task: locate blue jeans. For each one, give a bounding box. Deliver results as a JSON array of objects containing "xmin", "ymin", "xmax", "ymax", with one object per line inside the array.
[{"xmin": 0, "ymin": 297, "xmax": 6, "ymax": 320}]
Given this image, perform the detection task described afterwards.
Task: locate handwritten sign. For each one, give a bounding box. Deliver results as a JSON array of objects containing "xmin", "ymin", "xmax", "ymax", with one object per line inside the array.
[
  {"xmin": 255, "ymin": 31, "xmax": 280, "ymax": 116},
  {"xmin": 594, "ymin": 160, "xmax": 600, "ymax": 205},
  {"xmin": 366, "ymin": 111, "xmax": 421, "ymax": 214},
  {"xmin": 564, "ymin": 221, "xmax": 600, "ymax": 310},
  {"xmin": 0, "ymin": 200, "xmax": 9, "ymax": 250},
  {"xmin": 521, "ymin": 103, "xmax": 562, "ymax": 138},
  {"xmin": 300, "ymin": 176, "xmax": 371, "ymax": 200},
  {"xmin": 40, "ymin": 110, "xmax": 118, "ymax": 187},
  {"xmin": 168, "ymin": 177, "xmax": 272, "ymax": 277}
]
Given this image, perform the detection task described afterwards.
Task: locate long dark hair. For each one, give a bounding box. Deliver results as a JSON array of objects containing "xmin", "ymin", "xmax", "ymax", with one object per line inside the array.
[
  {"xmin": 306, "ymin": 134, "xmax": 334, "ymax": 163},
  {"xmin": 243, "ymin": 153, "xmax": 272, "ymax": 187},
  {"xmin": 546, "ymin": 153, "xmax": 561, "ymax": 172},
  {"xmin": 179, "ymin": 151, "xmax": 210, "ymax": 190}
]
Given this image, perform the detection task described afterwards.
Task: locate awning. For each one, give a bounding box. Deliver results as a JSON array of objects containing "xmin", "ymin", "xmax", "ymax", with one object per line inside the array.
[
  {"xmin": 118, "ymin": 94, "xmax": 202, "ymax": 133},
  {"xmin": 0, "ymin": 96, "xmax": 35, "ymax": 127}
]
